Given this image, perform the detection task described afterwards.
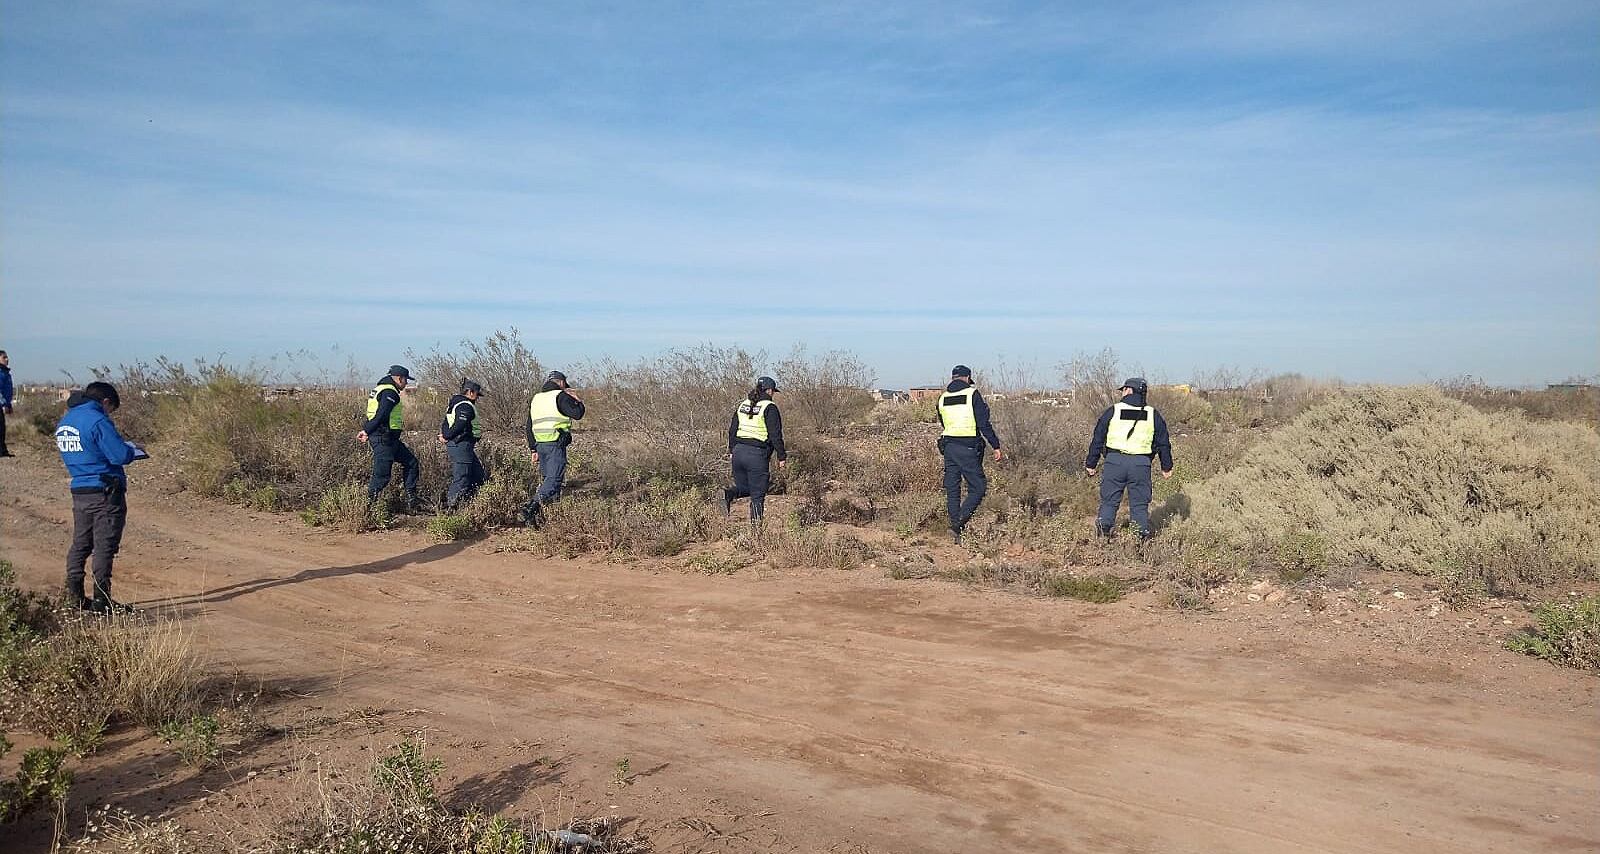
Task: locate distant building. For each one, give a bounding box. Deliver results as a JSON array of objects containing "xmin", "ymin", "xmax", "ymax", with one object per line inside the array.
[
  {"xmin": 908, "ymin": 386, "xmax": 944, "ymax": 402},
  {"xmin": 1547, "ymin": 383, "xmax": 1595, "ymax": 391},
  {"xmin": 871, "ymin": 389, "xmax": 910, "ymax": 403}
]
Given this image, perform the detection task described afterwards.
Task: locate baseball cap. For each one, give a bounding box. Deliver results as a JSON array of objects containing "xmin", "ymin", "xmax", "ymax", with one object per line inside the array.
[
  {"xmin": 387, "ymin": 365, "xmax": 414, "ymax": 380},
  {"xmin": 756, "ymin": 376, "xmax": 781, "ymax": 392},
  {"xmin": 1121, "ymin": 377, "xmax": 1149, "ymax": 393},
  {"xmin": 547, "ymin": 370, "xmax": 569, "ymax": 384},
  {"xmin": 461, "ymin": 380, "xmax": 484, "ymax": 395},
  {"xmin": 951, "ymin": 364, "xmax": 972, "ymax": 377}
]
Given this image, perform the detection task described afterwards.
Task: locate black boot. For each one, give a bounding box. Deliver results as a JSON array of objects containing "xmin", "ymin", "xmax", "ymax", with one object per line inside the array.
[
  {"xmin": 404, "ymin": 491, "xmax": 432, "ymax": 515},
  {"xmin": 65, "ymin": 583, "xmax": 91, "ymax": 611},
  {"xmin": 950, "ymin": 526, "xmax": 963, "ymax": 545},
  {"xmin": 520, "ymin": 501, "xmax": 545, "ymax": 528},
  {"xmin": 1095, "ymin": 524, "xmax": 1113, "ymax": 539},
  {"xmin": 90, "ymin": 584, "xmax": 134, "ymax": 615}
]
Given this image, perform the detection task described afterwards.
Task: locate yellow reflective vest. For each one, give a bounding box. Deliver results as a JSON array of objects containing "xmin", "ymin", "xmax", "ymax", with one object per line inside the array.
[
  {"xmin": 445, "ymin": 399, "xmax": 481, "ymax": 440},
  {"xmin": 366, "ymin": 382, "xmax": 403, "ymax": 431},
  {"xmin": 938, "ymin": 387, "xmax": 979, "ymax": 437},
  {"xmin": 1105, "ymin": 402, "xmax": 1156, "ymax": 455},
  {"xmin": 736, "ymin": 399, "xmax": 773, "ymax": 442},
  {"xmin": 528, "ymin": 390, "xmax": 572, "ymax": 444}
]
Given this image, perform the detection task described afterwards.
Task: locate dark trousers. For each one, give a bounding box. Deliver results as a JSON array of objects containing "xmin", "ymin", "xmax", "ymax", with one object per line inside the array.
[
  {"xmin": 368, "ymin": 434, "xmax": 419, "ymax": 500},
  {"xmin": 445, "ymin": 441, "xmax": 486, "ymax": 509},
  {"xmin": 1097, "ymin": 451, "xmax": 1154, "ymax": 535},
  {"xmin": 729, "ymin": 443, "xmax": 771, "ymax": 520},
  {"xmin": 67, "ymin": 485, "xmax": 128, "ymax": 601},
  {"xmin": 942, "ymin": 441, "xmax": 987, "ymax": 529},
  {"xmin": 532, "ymin": 441, "xmax": 567, "ymax": 505},
  {"xmin": 0, "ymin": 407, "xmax": 9, "ymax": 455}
]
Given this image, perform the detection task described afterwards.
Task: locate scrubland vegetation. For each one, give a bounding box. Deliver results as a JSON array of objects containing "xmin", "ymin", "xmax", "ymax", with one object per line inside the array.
[{"xmin": 21, "ymin": 331, "xmax": 1598, "ymax": 669}]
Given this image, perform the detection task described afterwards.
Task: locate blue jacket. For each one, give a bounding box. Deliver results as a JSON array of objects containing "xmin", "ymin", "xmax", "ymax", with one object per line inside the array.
[
  {"xmin": 0, "ymin": 365, "xmax": 13, "ymax": 408},
  {"xmin": 56, "ymin": 401, "xmax": 137, "ymax": 489},
  {"xmin": 1085, "ymin": 392, "xmax": 1173, "ymax": 472}
]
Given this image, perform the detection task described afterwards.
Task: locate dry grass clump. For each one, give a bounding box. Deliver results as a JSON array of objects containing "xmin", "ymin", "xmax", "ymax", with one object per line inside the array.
[
  {"xmin": 1172, "ymin": 386, "xmax": 1600, "ymax": 593},
  {"xmin": 512, "ymin": 482, "xmax": 720, "ymax": 558},
  {"xmin": 752, "ymin": 518, "xmax": 875, "ymax": 570}
]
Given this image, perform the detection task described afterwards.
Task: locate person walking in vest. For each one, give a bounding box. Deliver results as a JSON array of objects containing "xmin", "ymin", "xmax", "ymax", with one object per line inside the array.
[
  {"xmin": 56, "ymin": 382, "xmax": 147, "ymax": 613},
  {"xmin": 1085, "ymin": 378, "xmax": 1174, "ymax": 540},
  {"xmin": 720, "ymin": 376, "xmax": 787, "ymax": 526},
  {"xmin": 358, "ymin": 365, "xmax": 426, "ymax": 512},
  {"xmin": 0, "ymin": 349, "xmax": 14, "ymax": 458},
  {"xmin": 439, "ymin": 379, "xmax": 487, "ymax": 512},
  {"xmin": 938, "ymin": 365, "xmax": 1002, "ymax": 544},
  {"xmin": 521, "ymin": 370, "xmax": 585, "ymax": 525}
]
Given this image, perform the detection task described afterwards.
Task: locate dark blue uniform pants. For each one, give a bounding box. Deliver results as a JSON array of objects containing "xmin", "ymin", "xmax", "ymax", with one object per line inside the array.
[
  {"xmin": 533, "ymin": 441, "xmax": 567, "ymax": 505},
  {"xmin": 730, "ymin": 443, "xmax": 771, "ymax": 520},
  {"xmin": 1097, "ymin": 451, "xmax": 1153, "ymax": 535},
  {"xmin": 67, "ymin": 484, "xmax": 127, "ymax": 601},
  {"xmin": 446, "ymin": 440, "xmax": 486, "ymax": 509},
  {"xmin": 942, "ymin": 441, "xmax": 987, "ymax": 529},
  {"xmin": 368, "ymin": 434, "xmax": 419, "ymax": 500}
]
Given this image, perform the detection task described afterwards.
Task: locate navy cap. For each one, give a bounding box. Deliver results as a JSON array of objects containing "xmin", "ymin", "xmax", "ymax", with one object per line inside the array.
[
  {"xmin": 1121, "ymin": 377, "xmax": 1148, "ymax": 393},
  {"xmin": 757, "ymin": 375, "xmax": 781, "ymax": 392},
  {"xmin": 951, "ymin": 364, "xmax": 972, "ymax": 377},
  {"xmin": 387, "ymin": 364, "xmax": 413, "ymax": 380},
  {"xmin": 461, "ymin": 379, "xmax": 484, "ymax": 395},
  {"xmin": 547, "ymin": 370, "xmax": 568, "ymax": 384}
]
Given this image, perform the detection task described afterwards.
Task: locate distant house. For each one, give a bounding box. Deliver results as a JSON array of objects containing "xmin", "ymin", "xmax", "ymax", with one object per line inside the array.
[
  {"xmin": 1547, "ymin": 383, "xmax": 1594, "ymax": 391},
  {"xmin": 872, "ymin": 389, "xmax": 910, "ymax": 403},
  {"xmin": 908, "ymin": 386, "xmax": 944, "ymax": 402}
]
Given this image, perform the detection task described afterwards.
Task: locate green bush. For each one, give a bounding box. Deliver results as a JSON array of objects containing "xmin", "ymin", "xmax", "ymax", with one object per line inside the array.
[
  {"xmin": 157, "ymin": 713, "xmax": 222, "ymax": 768},
  {"xmin": 0, "ymin": 744, "xmax": 73, "ymax": 824},
  {"xmin": 425, "ymin": 514, "xmax": 477, "ymax": 543},
  {"xmin": 1506, "ymin": 597, "xmax": 1600, "ymax": 671},
  {"xmin": 300, "ymin": 483, "xmax": 389, "ymax": 532}
]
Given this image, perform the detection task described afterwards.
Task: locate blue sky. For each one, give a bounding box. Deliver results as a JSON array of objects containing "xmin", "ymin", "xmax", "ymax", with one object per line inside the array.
[{"xmin": 2, "ymin": 1, "xmax": 1596, "ymax": 388}]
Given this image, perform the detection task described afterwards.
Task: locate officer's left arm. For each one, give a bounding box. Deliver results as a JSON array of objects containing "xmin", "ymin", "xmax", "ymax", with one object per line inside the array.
[
  {"xmin": 1153, "ymin": 409, "xmax": 1174, "ymax": 474},
  {"xmin": 94, "ymin": 418, "xmax": 138, "ymax": 466},
  {"xmin": 766, "ymin": 404, "xmax": 787, "ymax": 463},
  {"xmin": 558, "ymin": 392, "xmax": 585, "ymax": 420},
  {"xmin": 972, "ymin": 390, "xmax": 1002, "ymax": 452}
]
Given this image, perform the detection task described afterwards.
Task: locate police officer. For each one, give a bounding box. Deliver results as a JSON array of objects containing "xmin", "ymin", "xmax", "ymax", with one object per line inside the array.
[
  {"xmin": 0, "ymin": 349, "xmax": 14, "ymax": 457},
  {"xmin": 358, "ymin": 364, "xmax": 425, "ymax": 512},
  {"xmin": 438, "ymin": 379, "xmax": 487, "ymax": 512},
  {"xmin": 56, "ymin": 381, "xmax": 146, "ymax": 613},
  {"xmin": 522, "ymin": 370, "xmax": 585, "ymax": 525},
  {"xmin": 937, "ymin": 365, "xmax": 1002, "ymax": 543},
  {"xmin": 720, "ymin": 376, "xmax": 787, "ymax": 525},
  {"xmin": 1085, "ymin": 378, "xmax": 1174, "ymax": 540}
]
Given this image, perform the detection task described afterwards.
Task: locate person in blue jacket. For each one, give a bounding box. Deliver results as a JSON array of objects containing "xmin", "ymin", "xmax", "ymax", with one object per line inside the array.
[
  {"xmin": 358, "ymin": 365, "xmax": 426, "ymax": 512},
  {"xmin": 55, "ymin": 382, "xmax": 146, "ymax": 612},
  {"xmin": 0, "ymin": 349, "xmax": 14, "ymax": 457},
  {"xmin": 1085, "ymin": 378, "xmax": 1174, "ymax": 540}
]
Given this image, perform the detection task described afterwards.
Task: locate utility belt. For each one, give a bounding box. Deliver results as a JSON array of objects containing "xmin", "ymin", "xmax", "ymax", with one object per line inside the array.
[
  {"xmin": 369, "ymin": 429, "xmax": 404, "ymax": 443},
  {"xmin": 446, "ymin": 435, "xmax": 478, "ymax": 446},
  {"xmin": 71, "ymin": 475, "xmax": 126, "ymax": 496},
  {"xmin": 938, "ymin": 435, "xmax": 983, "ymax": 452},
  {"xmin": 734, "ymin": 437, "xmax": 771, "ymax": 451},
  {"xmin": 1106, "ymin": 449, "xmax": 1154, "ymax": 460}
]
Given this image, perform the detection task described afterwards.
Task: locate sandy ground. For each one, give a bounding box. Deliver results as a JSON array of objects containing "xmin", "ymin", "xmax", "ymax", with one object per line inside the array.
[{"xmin": 1, "ymin": 440, "xmax": 1597, "ymax": 854}]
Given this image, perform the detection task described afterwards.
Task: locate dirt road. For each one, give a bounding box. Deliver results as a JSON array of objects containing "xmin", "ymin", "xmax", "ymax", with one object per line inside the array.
[{"xmin": 3, "ymin": 446, "xmax": 1597, "ymax": 853}]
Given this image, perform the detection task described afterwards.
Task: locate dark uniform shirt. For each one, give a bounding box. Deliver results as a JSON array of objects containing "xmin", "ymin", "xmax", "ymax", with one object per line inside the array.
[
  {"xmin": 361, "ymin": 380, "xmax": 403, "ymax": 437},
  {"xmin": 1085, "ymin": 392, "xmax": 1173, "ymax": 471},
  {"xmin": 524, "ymin": 383, "xmax": 586, "ymax": 449},
  {"xmin": 727, "ymin": 400, "xmax": 787, "ymax": 461},
  {"xmin": 936, "ymin": 379, "xmax": 1002, "ymax": 449}
]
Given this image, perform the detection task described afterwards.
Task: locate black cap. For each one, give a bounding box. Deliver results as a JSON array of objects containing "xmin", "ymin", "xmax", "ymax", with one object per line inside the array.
[
  {"xmin": 547, "ymin": 370, "xmax": 568, "ymax": 384},
  {"xmin": 461, "ymin": 380, "xmax": 484, "ymax": 395},
  {"xmin": 951, "ymin": 364, "xmax": 972, "ymax": 377},
  {"xmin": 1121, "ymin": 377, "xmax": 1148, "ymax": 393},
  {"xmin": 388, "ymin": 365, "xmax": 413, "ymax": 380},
  {"xmin": 757, "ymin": 376, "xmax": 781, "ymax": 393}
]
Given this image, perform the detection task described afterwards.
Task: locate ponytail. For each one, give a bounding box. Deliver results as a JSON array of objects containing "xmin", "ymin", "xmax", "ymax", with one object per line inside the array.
[{"xmin": 746, "ymin": 386, "xmax": 767, "ymax": 406}]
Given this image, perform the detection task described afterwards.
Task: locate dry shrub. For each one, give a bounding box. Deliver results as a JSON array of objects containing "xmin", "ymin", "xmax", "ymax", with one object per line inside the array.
[
  {"xmin": 1439, "ymin": 375, "xmax": 1600, "ymax": 429},
  {"xmin": 1171, "ymin": 386, "xmax": 1600, "ymax": 591},
  {"xmin": 300, "ymin": 483, "xmax": 390, "ymax": 533},
  {"xmin": 773, "ymin": 345, "xmax": 876, "ymax": 433},
  {"xmin": 523, "ymin": 485, "xmax": 720, "ymax": 558},
  {"xmin": 70, "ymin": 807, "xmax": 196, "ymax": 854},
  {"xmin": 754, "ymin": 519, "xmax": 874, "ymax": 570},
  {"xmin": 2, "ymin": 608, "xmax": 206, "ymax": 749},
  {"xmin": 408, "ymin": 328, "xmax": 546, "ymax": 436}
]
